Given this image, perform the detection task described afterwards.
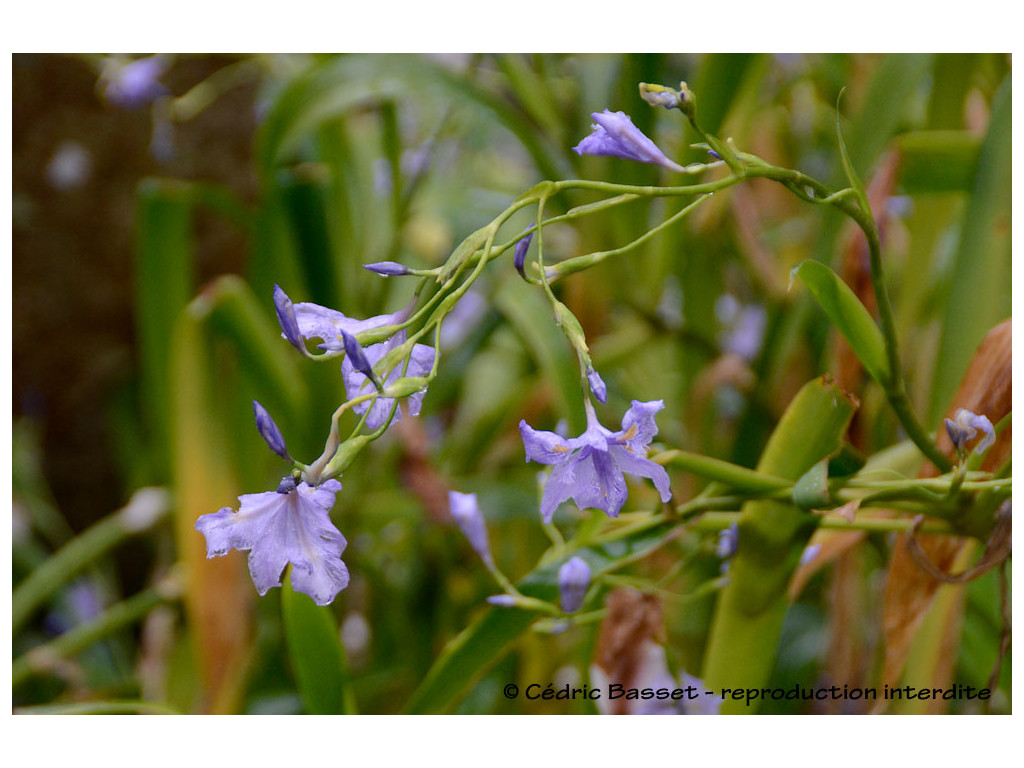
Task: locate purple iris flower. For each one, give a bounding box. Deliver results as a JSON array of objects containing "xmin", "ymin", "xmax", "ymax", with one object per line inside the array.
[
  {"xmin": 274, "ymin": 287, "xmax": 435, "ymax": 430},
  {"xmin": 195, "ymin": 479, "xmax": 349, "ymax": 606},
  {"xmin": 573, "ymin": 110, "xmax": 685, "ymax": 173},
  {"xmin": 520, "ymin": 400, "xmax": 672, "ymax": 522}
]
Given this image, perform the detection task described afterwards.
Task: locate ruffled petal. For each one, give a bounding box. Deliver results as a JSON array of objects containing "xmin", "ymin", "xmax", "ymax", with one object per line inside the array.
[
  {"xmin": 194, "ymin": 480, "xmax": 349, "ymax": 605},
  {"xmin": 616, "ymin": 399, "xmax": 665, "ymax": 454},
  {"xmin": 610, "ymin": 445, "xmax": 673, "ymax": 502}
]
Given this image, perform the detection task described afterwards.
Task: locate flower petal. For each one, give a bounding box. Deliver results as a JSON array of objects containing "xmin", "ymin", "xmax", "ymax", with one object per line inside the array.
[
  {"xmin": 610, "ymin": 446, "xmax": 673, "ymax": 503},
  {"xmin": 616, "ymin": 399, "xmax": 665, "ymax": 454},
  {"xmin": 520, "ymin": 420, "xmax": 579, "ymax": 465}
]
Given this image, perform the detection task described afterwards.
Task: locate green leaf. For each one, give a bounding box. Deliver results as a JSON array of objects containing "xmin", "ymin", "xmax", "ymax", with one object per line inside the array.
[
  {"xmin": 703, "ymin": 377, "xmax": 858, "ymax": 713},
  {"xmin": 135, "ymin": 178, "xmax": 196, "ymax": 479},
  {"xmin": 791, "ymin": 260, "xmax": 890, "ymax": 386},
  {"xmin": 836, "ymin": 93, "xmax": 871, "ymax": 217},
  {"xmin": 928, "ymin": 75, "xmax": 1011, "ymax": 424},
  {"xmin": 281, "ymin": 573, "xmax": 355, "ymax": 715},
  {"xmin": 896, "ymin": 131, "xmax": 982, "ymax": 194}
]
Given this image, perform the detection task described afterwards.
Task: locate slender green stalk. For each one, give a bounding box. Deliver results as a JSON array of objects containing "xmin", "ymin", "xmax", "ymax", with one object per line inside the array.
[
  {"xmin": 12, "ymin": 489, "xmax": 170, "ymax": 635},
  {"xmin": 13, "ymin": 579, "xmax": 180, "ymax": 688}
]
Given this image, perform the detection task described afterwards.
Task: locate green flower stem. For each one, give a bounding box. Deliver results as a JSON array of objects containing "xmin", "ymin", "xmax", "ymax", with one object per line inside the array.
[
  {"xmin": 655, "ymin": 449, "xmax": 791, "ymax": 493},
  {"xmin": 545, "ymin": 193, "xmax": 713, "ymax": 282},
  {"xmin": 13, "ymin": 700, "xmax": 182, "ymax": 715},
  {"xmin": 12, "ymin": 489, "xmax": 170, "ymax": 635},
  {"xmin": 13, "ymin": 575, "xmax": 181, "ymax": 688},
  {"xmin": 736, "ymin": 158, "xmax": 951, "ymax": 473},
  {"xmin": 688, "ymin": 510, "xmax": 955, "ymax": 536}
]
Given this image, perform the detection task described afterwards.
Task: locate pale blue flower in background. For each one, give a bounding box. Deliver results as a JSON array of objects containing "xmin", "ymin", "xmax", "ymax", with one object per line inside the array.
[
  {"xmin": 100, "ymin": 55, "xmax": 169, "ymax": 109},
  {"xmin": 520, "ymin": 400, "xmax": 672, "ymax": 521},
  {"xmin": 195, "ymin": 478, "xmax": 349, "ymax": 606}
]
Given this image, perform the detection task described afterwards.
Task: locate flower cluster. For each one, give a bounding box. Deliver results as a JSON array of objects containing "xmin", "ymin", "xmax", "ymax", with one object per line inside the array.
[
  {"xmin": 195, "ymin": 286, "xmax": 437, "ymax": 605},
  {"xmin": 274, "ymin": 286, "xmax": 435, "ymax": 430}
]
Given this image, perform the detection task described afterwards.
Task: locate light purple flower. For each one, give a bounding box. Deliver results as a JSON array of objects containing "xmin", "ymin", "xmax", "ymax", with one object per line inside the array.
[
  {"xmin": 100, "ymin": 55, "xmax": 170, "ymax": 109},
  {"xmin": 944, "ymin": 408, "xmax": 996, "ymax": 456},
  {"xmin": 195, "ymin": 478, "xmax": 349, "ymax": 606},
  {"xmin": 573, "ymin": 110, "xmax": 685, "ymax": 173},
  {"xmin": 274, "ymin": 286, "xmax": 435, "ymax": 430},
  {"xmin": 449, "ymin": 491, "xmax": 493, "ymax": 566},
  {"xmin": 558, "ymin": 556, "xmax": 591, "ymax": 613},
  {"xmin": 520, "ymin": 400, "xmax": 672, "ymax": 522}
]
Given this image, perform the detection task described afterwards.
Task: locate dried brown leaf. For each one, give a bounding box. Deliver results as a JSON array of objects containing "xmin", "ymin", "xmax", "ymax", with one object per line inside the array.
[{"xmin": 880, "ymin": 319, "xmax": 1011, "ymax": 692}]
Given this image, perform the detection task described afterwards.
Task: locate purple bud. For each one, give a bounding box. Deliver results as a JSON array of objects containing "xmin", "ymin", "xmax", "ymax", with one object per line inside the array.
[
  {"xmin": 573, "ymin": 110, "xmax": 685, "ymax": 173},
  {"xmin": 253, "ymin": 400, "xmax": 292, "ymax": 461},
  {"xmin": 587, "ymin": 368, "xmax": 608, "ymax": 403},
  {"xmin": 717, "ymin": 522, "xmax": 739, "ymax": 560},
  {"xmin": 363, "ymin": 261, "xmax": 411, "ymax": 277},
  {"xmin": 273, "ymin": 285, "xmax": 306, "ymax": 353},
  {"xmin": 486, "ymin": 595, "xmax": 517, "ymax": 608},
  {"xmin": 558, "ymin": 556, "xmax": 591, "ymax": 613},
  {"xmin": 513, "ymin": 231, "xmax": 534, "ymax": 278},
  {"xmin": 449, "ymin": 491, "xmax": 493, "ymax": 566},
  {"xmin": 340, "ymin": 330, "xmax": 378, "ymax": 386}
]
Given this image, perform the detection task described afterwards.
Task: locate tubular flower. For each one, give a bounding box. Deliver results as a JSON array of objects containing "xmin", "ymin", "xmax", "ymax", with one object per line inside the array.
[
  {"xmin": 573, "ymin": 110, "xmax": 685, "ymax": 173},
  {"xmin": 195, "ymin": 478, "xmax": 349, "ymax": 606},
  {"xmin": 520, "ymin": 400, "xmax": 672, "ymax": 521},
  {"xmin": 274, "ymin": 286, "xmax": 435, "ymax": 430}
]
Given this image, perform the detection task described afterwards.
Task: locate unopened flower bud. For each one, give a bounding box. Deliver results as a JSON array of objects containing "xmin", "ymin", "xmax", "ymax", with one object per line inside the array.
[
  {"xmin": 253, "ymin": 400, "xmax": 292, "ymax": 461},
  {"xmin": 273, "ymin": 285, "xmax": 306, "ymax": 354},
  {"xmin": 514, "ymin": 231, "xmax": 534, "ymax": 279},
  {"xmin": 558, "ymin": 556, "xmax": 591, "ymax": 613},
  {"xmin": 340, "ymin": 330, "xmax": 379, "ymax": 388},
  {"xmin": 487, "ymin": 595, "xmax": 517, "ymax": 608},
  {"xmin": 587, "ymin": 368, "xmax": 608, "ymax": 404},
  {"xmin": 449, "ymin": 491, "xmax": 493, "ymax": 566},
  {"xmin": 363, "ymin": 261, "xmax": 411, "ymax": 277}
]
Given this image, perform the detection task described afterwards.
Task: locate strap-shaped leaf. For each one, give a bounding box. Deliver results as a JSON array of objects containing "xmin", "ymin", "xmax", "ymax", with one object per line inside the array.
[
  {"xmin": 792, "ymin": 260, "xmax": 890, "ymax": 386},
  {"xmin": 282, "ymin": 573, "xmax": 355, "ymax": 714}
]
